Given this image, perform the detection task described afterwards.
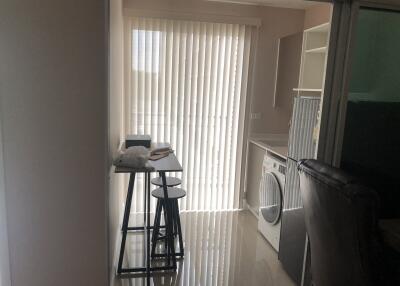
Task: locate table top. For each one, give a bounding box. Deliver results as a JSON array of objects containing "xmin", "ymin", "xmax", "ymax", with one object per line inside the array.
[{"xmin": 114, "ymin": 152, "xmax": 183, "ymax": 173}]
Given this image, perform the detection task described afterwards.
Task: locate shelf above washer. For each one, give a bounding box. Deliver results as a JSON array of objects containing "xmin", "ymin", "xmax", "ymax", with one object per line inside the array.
[
  {"xmin": 293, "ymin": 88, "xmax": 323, "ymax": 92},
  {"xmin": 305, "ymin": 47, "xmax": 327, "ymax": 54}
]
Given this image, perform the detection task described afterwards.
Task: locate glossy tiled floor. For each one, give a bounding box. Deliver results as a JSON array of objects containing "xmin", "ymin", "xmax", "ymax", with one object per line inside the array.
[{"xmin": 114, "ymin": 210, "xmax": 295, "ymax": 286}]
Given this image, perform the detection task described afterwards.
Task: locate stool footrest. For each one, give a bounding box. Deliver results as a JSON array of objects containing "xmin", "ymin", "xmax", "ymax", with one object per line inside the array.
[
  {"xmin": 125, "ymin": 225, "xmax": 166, "ymax": 231},
  {"xmin": 151, "ymin": 252, "xmax": 184, "ymax": 258}
]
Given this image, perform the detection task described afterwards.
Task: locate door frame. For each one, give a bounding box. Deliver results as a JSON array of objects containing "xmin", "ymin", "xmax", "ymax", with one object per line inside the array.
[
  {"xmin": 303, "ymin": 1, "xmax": 400, "ymax": 285},
  {"xmin": 0, "ymin": 100, "xmax": 11, "ymax": 286},
  {"xmin": 316, "ymin": 0, "xmax": 357, "ymax": 166},
  {"xmin": 317, "ymin": 0, "xmax": 400, "ymax": 166}
]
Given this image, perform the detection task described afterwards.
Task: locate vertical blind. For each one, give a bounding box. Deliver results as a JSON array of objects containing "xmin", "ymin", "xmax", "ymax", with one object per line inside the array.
[
  {"xmin": 285, "ymin": 97, "xmax": 320, "ymax": 211},
  {"xmin": 124, "ymin": 16, "xmax": 252, "ymax": 211}
]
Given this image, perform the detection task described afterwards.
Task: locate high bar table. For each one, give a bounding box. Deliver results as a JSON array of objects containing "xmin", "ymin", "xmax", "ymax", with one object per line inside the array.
[{"xmin": 115, "ymin": 150, "xmax": 183, "ymax": 284}]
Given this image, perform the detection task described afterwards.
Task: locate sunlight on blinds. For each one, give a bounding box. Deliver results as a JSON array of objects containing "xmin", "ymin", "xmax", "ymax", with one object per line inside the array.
[{"xmin": 124, "ymin": 17, "xmax": 251, "ymax": 211}]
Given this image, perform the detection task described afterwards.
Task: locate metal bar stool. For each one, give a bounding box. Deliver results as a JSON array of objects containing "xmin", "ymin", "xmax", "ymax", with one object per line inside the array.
[{"xmin": 151, "ymin": 176, "xmax": 185, "ymax": 259}]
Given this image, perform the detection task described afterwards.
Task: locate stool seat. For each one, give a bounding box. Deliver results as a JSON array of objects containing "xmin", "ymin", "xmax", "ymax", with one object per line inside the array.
[
  {"xmin": 152, "ymin": 187, "xmax": 186, "ymax": 199},
  {"xmin": 151, "ymin": 176, "xmax": 182, "ymax": 187}
]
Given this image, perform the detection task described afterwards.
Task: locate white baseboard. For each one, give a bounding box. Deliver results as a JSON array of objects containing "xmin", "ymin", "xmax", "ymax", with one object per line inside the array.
[{"xmin": 243, "ymin": 199, "xmax": 259, "ymax": 220}]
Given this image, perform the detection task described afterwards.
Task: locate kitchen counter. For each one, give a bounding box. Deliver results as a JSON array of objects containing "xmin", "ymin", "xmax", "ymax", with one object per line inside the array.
[{"xmin": 248, "ymin": 135, "xmax": 288, "ymax": 159}]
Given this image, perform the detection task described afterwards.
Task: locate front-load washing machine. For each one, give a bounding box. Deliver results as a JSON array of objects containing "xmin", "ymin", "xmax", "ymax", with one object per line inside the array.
[{"xmin": 258, "ymin": 151, "xmax": 286, "ymax": 252}]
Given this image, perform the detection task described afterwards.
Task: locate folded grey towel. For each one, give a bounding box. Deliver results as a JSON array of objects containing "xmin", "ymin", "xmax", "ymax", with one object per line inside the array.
[{"xmin": 113, "ymin": 146, "xmax": 150, "ymax": 168}]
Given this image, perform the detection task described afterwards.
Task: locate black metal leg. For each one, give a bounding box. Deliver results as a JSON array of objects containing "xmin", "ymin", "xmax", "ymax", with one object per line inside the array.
[
  {"xmin": 159, "ymin": 171, "xmax": 177, "ymax": 269},
  {"xmin": 159, "ymin": 200, "xmax": 169, "ymax": 264},
  {"xmin": 167, "ymin": 200, "xmax": 177, "ymax": 269},
  {"xmin": 146, "ymin": 172, "xmax": 151, "ymax": 282},
  {"xmin": 143, "ymin": 173, "xmax": 147, "ymax": 269},
  {"xmin": 175, "ymin": 200, "xmax": 184, "ymax": 256},
  {"xmin": 117, "ymin": 172, "xmax": 136, "ymax": 274},
  {"xmin": 167, "ymin": 200, "xmax": 173, "ymax": 265},
  {"xmin": 144, "ymin": 173, "xmax": 147, "ymax": 226},
  {"xmin": 145, "ymin": 173, "xmax": 150, "ymax": 286},
  {"xmin": 172, "ymin": 200, "xmax": 177, "ymax": 236},
  {"xmin": 151, "ymin": 200, "xmax": 161, "ymax": 257},
  {"xmin": 174, "ymin": 201, "xmax": 179, "ymax": 237}
]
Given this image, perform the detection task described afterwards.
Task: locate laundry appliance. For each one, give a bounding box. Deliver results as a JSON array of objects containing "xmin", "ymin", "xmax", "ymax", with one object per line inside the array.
[{"xmin": 258, "ymin": 152, "xmax": 287, "ymax": 251}]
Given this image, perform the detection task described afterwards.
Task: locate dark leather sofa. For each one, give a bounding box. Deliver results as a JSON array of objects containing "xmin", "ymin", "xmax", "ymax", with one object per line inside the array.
[{"xmin": 297, "ymin": 159, "xmax": 398, "ymax": 286}]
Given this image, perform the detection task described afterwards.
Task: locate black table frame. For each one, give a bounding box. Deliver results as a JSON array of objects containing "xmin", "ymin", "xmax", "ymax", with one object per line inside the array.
[{"xmin": 115, "ymin": 152, "xmax": 183, "ymax": 282}]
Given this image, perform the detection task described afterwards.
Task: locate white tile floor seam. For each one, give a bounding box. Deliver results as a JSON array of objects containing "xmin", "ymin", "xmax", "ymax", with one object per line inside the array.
[{"xmin": 115, "ymin": 210, "xmax": 296, "ymax": 286}]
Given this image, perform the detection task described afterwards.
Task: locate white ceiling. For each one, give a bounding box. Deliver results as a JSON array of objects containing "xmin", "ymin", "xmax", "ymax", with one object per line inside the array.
[{"xmin": 207, "ymin": 0, "xmax": 322, "ymax": 9}]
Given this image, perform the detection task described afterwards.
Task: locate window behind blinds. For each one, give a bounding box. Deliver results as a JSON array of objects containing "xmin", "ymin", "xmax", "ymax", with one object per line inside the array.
[{"xmin": 124, "ymin": 17, "xmax": 252, "ymax": 211}]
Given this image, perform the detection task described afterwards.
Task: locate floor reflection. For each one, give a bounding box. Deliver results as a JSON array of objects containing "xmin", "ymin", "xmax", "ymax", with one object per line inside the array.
[{"xmin": 117, "ymin": 210, "xmax": 295, "ymax": 286}]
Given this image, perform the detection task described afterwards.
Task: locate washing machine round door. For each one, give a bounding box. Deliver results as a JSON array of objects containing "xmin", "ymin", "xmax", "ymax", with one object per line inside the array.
[{"xmin": 260, "ymin": 172, "xmax": 283, "ymax": 225}]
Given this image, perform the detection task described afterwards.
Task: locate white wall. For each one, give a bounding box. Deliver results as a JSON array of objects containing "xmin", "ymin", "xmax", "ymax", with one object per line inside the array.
[
  {"xmin": 304, "ymin": 3, "xmax": 332, "ymax": 29},
  {"xmin": 108, "ymin": 0, "xmax": 124, "ymax": 284},
  {"xmin": 0, "ymin": 1, "xmax": 108, "ymax": 286},
  {"xmin": 109, "ymin": 1, "xmax": 125, "ymax": 162}
]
